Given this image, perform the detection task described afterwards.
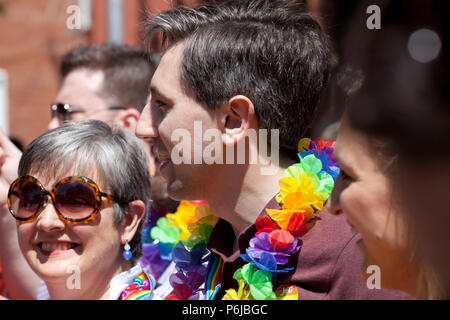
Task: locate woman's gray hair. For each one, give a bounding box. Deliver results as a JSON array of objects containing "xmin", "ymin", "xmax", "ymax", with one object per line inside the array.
[{"xmin": 18, "ymin": 120, "xmax": 151, "ymax": 262}]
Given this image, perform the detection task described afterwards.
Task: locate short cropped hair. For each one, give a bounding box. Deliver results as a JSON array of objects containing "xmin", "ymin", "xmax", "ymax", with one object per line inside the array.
[
  {"xmin": 18, "ymin": 120, "xmax": 151, "ymax": 261},
  {"xmin": 60, "ymin": 44, "xmax": 155, "ymax": 112},
  {"xmin": 145, "ymin": 0, "xmax": 330, "ymax": 151}
]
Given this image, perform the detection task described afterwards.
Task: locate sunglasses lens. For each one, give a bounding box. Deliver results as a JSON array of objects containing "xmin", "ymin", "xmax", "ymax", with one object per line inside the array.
[
  {"xmin": 54, "ymin": 181, "xmax": 98, "ymax": 219},
  {"xmin": 9, "ymin": 180, "xmax": 42, "ymax": 219},
  {"xmin": 51, "ymin": 104, "xmax": 69, "ymax": 121}
]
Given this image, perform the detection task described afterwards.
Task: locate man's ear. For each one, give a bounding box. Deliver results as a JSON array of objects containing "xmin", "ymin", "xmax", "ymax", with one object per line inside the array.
[
  {"xmin": 115, "ymin": 108, "xmax": 141, "ymax": 132},
  {"xmin": 120, "ymin": 200, "xmax": 146, "ymax": 245},
  {"xmin": 221, "ymin": 95, "xmax": 256, "ymax": 147}
]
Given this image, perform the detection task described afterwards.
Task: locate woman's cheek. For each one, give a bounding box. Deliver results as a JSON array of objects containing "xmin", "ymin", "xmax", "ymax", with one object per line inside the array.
[
  {"xmin": 17, "ymin": 224, "xmax": 34, "ymax": 254},
  {"xmin": 339, "ymin": 186, "xmax": 367, "ymax": 231}
]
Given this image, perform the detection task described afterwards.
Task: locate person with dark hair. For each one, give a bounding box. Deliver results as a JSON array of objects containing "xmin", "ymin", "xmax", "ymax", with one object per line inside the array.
[
  {"xmin": 137, "ymin": 0, "xmax": 408, "ymax": 300},
  {"xmin": 48, "ymin": 43, "xmax": 155, "ymax": 130},
  {"xmin": 328, "ymin": 0, "xmax": 450, "ymax": 299}
]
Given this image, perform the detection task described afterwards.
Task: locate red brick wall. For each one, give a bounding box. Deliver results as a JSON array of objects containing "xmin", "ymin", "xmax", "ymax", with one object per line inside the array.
[
  {"xmin": 0, "ymin": 0, "xmax": 88, "ymax": 147},
  {"xmin": 0, "ymin": 0, "xmax": 198, "ymax": 148}
]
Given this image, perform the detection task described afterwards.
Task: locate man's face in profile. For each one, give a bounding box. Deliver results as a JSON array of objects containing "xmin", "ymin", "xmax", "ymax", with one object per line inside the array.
[
  {"xmin": 48, "ymin": 68, "xmax": 120, "ymax": 130},
  {"xmin": 137, "ymin": 43, "xmax": 220, "ymax": 201}
]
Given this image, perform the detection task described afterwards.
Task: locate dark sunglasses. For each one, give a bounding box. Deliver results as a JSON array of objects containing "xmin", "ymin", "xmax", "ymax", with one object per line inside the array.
[
  {"xmin": 51, "ymin": 103, "xmax": 126, "ymax": 122},
  {"xmin": 8, "ymin": 175, "xmax": 121, "ymax": 224}
]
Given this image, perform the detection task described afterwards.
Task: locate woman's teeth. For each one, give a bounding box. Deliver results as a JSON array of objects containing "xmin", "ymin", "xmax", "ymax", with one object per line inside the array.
[{"xmin": 41, "ymin": 242, "xmax": 76, "ymax": 251}]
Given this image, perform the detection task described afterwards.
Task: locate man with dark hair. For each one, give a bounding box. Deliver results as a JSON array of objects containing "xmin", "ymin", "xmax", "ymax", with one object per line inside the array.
[
  {"xmin": 48, "ymin": 43, "xmax": 154, "ymax": 130},
  {"xmin": 137, "ymin": 0, "xmax": 409, "ymax": 299}
]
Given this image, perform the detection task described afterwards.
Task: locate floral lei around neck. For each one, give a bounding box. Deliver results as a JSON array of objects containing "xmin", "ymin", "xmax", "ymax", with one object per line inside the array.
[
  {"xmin": 223, "ymin": 137, "xmax": 340, "ymax": 300},
  {"xmin": 142, "ymin": 199, "xmax": 219, "ymax": 300},
  {"xmin": 142, "ymin": 137, "xmax": 339, "ymax": 300}
]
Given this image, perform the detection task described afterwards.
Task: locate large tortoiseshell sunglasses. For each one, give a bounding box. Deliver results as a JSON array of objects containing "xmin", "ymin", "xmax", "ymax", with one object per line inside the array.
[{"xmin": 8, "ymin": 175, "xmax": 120, "ymax": 224}]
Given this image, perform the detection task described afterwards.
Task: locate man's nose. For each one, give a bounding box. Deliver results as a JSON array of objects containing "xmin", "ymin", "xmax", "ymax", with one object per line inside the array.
[
  {"xmin": 47, "ymin": 117, "xmax": 62, "ymax": 131},
  {"xmin": 136, "ymin": 103, "xmax": 159, "ymax": 141}
]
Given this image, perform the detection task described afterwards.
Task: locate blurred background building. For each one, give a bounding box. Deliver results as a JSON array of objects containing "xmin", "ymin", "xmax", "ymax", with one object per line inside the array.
[{"xmin": 0, "ymin": 0, "xmax": 200, "ymax": 147}]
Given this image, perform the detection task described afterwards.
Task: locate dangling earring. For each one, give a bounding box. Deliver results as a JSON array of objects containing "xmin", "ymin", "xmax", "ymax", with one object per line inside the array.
[{"xmin": 123, "ymin": 241, "xmax": 132, "ymax": 260}]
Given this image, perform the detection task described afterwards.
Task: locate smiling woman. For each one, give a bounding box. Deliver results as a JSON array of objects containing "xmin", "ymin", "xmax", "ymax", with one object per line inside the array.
[
  {"xmin": 10, "ymin": 120, "xmax": 153, "ymax": 300},
  {"xmin": 329, "ymin": 0, "xmax": 450, "ymax": 299},
  {"xmin": 328, "ymin": 115, "xmax": 418, "ymax": 295}
]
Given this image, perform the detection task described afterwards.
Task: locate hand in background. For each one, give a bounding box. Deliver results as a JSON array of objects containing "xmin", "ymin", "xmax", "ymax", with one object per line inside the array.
[
  {"xmin": 0, "ymin": 129, "xmax": 40, "ymax": 299},
  {"xmin": 0, "ymin": 129, "xmax": 22, "ymax": 207}
]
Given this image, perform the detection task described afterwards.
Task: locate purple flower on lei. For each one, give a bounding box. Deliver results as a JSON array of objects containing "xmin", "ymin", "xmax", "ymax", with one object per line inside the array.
[
  {"xmin": 172, "ymin": 242, "xmax": 210, "ymax": 271},
  {"xmin": 140, "ymin": 243, "xmax": 171, "ymax": 280},
  {"xmin": 239, "ymin": 232, "xmax": 301, "ymax": 274},
  {"xmin": 168, "ymin": 264, "xmax": 207, "ymax": 300}
]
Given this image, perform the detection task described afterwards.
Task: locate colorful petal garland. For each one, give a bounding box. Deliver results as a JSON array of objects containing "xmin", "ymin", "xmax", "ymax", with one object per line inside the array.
[
  {"xmin": 140, "ymin": 206, "xmax": 172, "ymax": 279},
  {"xmin": 143, "ymin": 200, "xmax": 219, "ymax": 300},
  {"xmin": 223, "ymin": 137, "xmax": 340, "ymax": 300},
  {"xmin": 165, "ymin": 201, "xmax": 218, "ymax": 300},
  {"xmin": 143, "ymin": 137, "xmax": 339, "ymax": 300}
]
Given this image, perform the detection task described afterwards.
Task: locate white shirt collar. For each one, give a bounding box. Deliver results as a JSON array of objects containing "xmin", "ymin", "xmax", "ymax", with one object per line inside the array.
[
  {"xmin": 36, "ymin": 263, "xmax": 150, "ymax": 300},
  {"xmin": 109, "ymin": 264, "xmax": 144, "ymax": 300}
]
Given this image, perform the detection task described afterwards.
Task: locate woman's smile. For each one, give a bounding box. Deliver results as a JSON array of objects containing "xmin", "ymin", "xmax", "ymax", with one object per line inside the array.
[{"xmin": 35, "ymin": 240, "xmax": 81, "ymax": 257}]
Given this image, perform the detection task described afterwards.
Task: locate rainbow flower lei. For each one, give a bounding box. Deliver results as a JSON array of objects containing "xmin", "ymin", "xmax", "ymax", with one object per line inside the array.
[
  {"xmin": 143, "ymin": 200, "xmax": 218, "ymax": 300},
  {"xmin": 223, "ymin": 137, "xmax": 340, "ymax": 300}
]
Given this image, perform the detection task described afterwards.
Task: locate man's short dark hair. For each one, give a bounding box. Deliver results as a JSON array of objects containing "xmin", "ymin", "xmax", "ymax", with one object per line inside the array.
[
  {"xmin": 60, "ymin": 44, "xmax": 155, "ymax": 112},
  {"xmin": 145, "ymin": 0, "xmax": 330, "ymax": 151}
]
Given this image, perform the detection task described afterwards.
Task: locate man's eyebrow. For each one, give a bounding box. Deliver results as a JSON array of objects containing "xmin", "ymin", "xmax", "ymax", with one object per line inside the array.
[
  {"xmin": 150, "ymin": 86, "xmax": 167, "ymax": 99},
  {"xmin": 150, "ymin": 86, "xmax": 175, "ymax": 107}
]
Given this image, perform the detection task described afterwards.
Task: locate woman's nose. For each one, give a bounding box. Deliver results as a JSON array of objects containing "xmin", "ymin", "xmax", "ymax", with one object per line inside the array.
[
  {"xmin": 326, "ymin": 189, "xmax": 343, "ymax": 216},
  {"xmin": 35, "ymin": 198, "xmax": 66, "ymax": 232}
]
